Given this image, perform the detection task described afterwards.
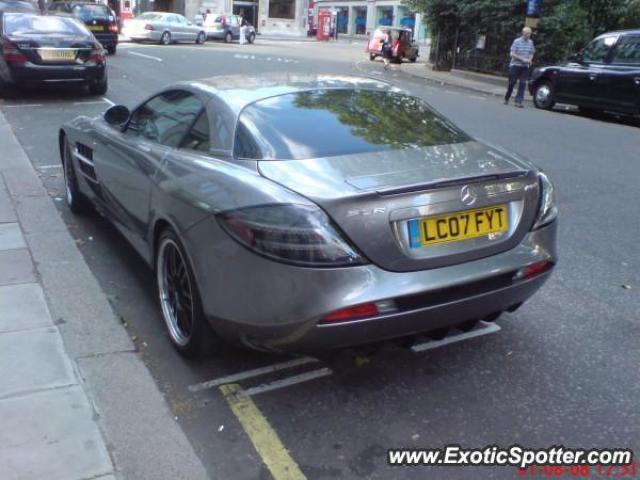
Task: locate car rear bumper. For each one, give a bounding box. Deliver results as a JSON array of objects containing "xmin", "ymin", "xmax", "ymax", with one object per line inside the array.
[
  {"xmin": 5, "ymin": 62, "xmax": 106, "ymax": 86},
  {"xmin": 184, "ymin": 217, "xmax": 558, "ymax": 352},
  {"xmin": 94, "ymin": 32, "xmax": 118, "ymax": 48}
]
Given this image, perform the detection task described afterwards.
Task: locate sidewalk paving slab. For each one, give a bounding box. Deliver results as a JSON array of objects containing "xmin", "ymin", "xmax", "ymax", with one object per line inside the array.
[
  {"xmin": 0, "ymin": 222, "xmax": 26, "ymax": 250},
  {"xmin": 0, "ymin": 386, "xmax": 113, "ymax": 480},
  {"xmin": 0, "ymin": 326, "xmax": 76, "ymax": 399},
  {"xmin": 0, "ymin": 283, "xmax": 52, "ymax": 333},
  {"xmin": 0, "ymin": 249, "xmax": 36, "ymax": 285}
]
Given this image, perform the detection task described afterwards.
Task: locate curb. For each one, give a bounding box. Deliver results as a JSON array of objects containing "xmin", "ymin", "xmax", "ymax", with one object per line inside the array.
[{"xmin": 0, "ymin": 110, "xmax": 210, "ymax": 480}]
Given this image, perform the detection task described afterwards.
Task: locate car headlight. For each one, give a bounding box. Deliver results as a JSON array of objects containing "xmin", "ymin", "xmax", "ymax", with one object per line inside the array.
[
  {"xmin": 533, "ymin": 171, "xmax": 558, "ymax": 229},
  {"xmin": 218, "ymin": 204, "xmax": 367, "ymax": 267}
]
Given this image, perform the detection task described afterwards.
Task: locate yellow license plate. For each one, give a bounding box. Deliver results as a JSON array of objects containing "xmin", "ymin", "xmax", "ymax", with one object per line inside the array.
[
  {"xmin": 39, "ymin": 49, "xmax": 76, "ymax": 61},
  {"xmin": 409, "ymin": 205, "xmax": 509, "ymax": 248},
  {"xmin": 88, "ymin": 25, "xmax": 104, "ymax": 31}
]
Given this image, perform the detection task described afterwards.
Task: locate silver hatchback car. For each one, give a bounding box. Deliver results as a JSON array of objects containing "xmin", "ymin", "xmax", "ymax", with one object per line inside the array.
[
  {"xmin": 59, "ymin": 75, "xmax": 558, "ymax": 356},
  {"xmin": 122, "ymin": 11, "xmax": 206, "ymax": 45}
]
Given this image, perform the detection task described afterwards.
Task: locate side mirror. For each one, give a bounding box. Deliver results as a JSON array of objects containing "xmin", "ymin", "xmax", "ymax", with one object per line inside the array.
[{"xmin": 104, "ymin": 105, "xmax": 130, "ymax": 127}]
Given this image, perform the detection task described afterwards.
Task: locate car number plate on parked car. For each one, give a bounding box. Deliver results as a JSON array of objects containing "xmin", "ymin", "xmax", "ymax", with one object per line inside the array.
[
  {"xmin": 38, "ymin": 49, "xmax": 77, "ymax": 61},
  {"xmin": 408, "ymin": 205, "xmax": 508, "ymax": 248},
  {"xmin": 88, "ymin": 25, "xmax": 104, "ymax": 31}
]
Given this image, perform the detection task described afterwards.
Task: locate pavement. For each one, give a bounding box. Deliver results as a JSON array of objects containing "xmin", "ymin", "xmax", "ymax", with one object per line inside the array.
[
  {"xmin": 398, "ymin": 62, "xmax": 512, "ymax": 99},
  {"xmin": 0, "ymin": 112, "xmax": 209, "ymax": 479}
]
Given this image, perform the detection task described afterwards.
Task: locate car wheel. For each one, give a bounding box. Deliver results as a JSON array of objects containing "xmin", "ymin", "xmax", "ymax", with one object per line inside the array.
[
  {"xmin": 248, "ymin": 32, "xmax": 255, "ymax": 44},
  {"xmin": 156, "ymin": 229, "xmax": 218, "ymax": 357},
  {"xmin": 62, "ymin": 136, "xmax": 93, "ymax": 215},
  {"xmin": 160, "ymin": 31, "xmax": 171, "ymax": 45},
  {"xmin": 533, "ymin": 81, "xmax": 556, "ymax": 110},
  {"xmin": 196, "ymin": 31, "xmax": 206, "ymax": 44},
  {"xmin": 224, "ymin": 31, "xmax": 232, "ymax": 43},
  {"xmin": 369, "ymin": 52, "xmax": 376, "ymax": 61},
  {"xmin": 107, "ymin": 45, "xmax": 117, "ymax": 55},
  {"xmin": 88, "ymin": 77, "xmax": 108, "ymax": 95}
]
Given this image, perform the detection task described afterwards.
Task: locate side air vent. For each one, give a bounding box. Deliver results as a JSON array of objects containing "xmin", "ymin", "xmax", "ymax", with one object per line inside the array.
[{"xmin": 74, "ymin": 143, "xmax": 97, "ymax": 182}]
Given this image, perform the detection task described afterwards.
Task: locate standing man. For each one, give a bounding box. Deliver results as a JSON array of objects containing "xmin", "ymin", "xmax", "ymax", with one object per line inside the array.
[{"xmin": 504, "ymin": 27, "xmax": 535, "ymax": 108}]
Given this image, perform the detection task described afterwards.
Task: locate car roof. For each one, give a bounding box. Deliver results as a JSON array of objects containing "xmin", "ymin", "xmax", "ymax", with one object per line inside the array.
[
  {"xmin": 595, "ymin": 29, "xmax": 640, "ymax": 38},
  {"xmin": 178, "ymin": 74, "xmax": 396, "ymax": 115}
]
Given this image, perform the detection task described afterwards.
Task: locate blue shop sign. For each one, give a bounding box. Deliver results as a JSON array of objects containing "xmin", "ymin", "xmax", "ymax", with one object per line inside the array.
[{"xmin": 526, "ymin": 0, "xmax": 542, "ymax": 17}]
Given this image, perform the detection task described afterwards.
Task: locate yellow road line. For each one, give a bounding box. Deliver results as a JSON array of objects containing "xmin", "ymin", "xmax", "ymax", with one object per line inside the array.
[{"xmin": 220, "ymin": 383, "xmax": 307, "ymax": 480}]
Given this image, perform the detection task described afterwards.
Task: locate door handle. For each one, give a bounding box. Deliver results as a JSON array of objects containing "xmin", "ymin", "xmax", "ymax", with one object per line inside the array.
[
  {"xmin": 634, "ymin": 77, "xmax": 640, "ymax": 85},
  {"xmin": 589, "ymin": 74, "xmax": 597, "ymax": 80},
  {"xmin": 139, "ymin": 144, "xmax": 152, "ymax": 153}
]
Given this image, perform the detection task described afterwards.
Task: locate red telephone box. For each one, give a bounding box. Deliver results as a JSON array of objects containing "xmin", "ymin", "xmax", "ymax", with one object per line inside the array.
[{"xmin": 317, "ymin": 10, "xmax": 331, "ymax": 41}]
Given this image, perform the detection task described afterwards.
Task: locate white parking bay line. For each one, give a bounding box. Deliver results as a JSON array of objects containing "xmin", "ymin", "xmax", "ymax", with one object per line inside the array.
[
  {"xmin": 37, "ymin": 164, "xmax": 62, "ymax": 170},
  {"xmin": 188, "ymin": 356, "xmax": 318, "ymax": 392},
  {"xmin": 128, "ymin": 51, "xmax": 163, "ymax": 62},
  {"xmin": 411, "ymin": 321, "xmax": 501, "ymax": 353},
  {"xmin": 102, "ymin": 97, "xmax": 116, "ymax": 106},
  {"xmin": 234, "ymin": 368, "xmax": 333, "ymax": 398},
  {"xmin": 3, "ymin": 104, "xmax": 44, "ymax": 108},
  {"xmin": 72, "ymin": 100, "xmax": 111, "ymax": 105}
]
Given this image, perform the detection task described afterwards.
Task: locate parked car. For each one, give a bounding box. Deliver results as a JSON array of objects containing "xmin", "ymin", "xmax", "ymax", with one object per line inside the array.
[
  {"xmin": 530, "ymin": 29, "xmax": 640, "ymax": 116},
  {"xmin": 204, "ymin": 13, "xmax": 255, "ymax": 43},
  {"xmin": 0, "ymin": 0, "xmax": 37, "ymax": 13},
  {"xmin": 58, "ymin": 74, "xmax": 557, "ymax": 357},
  {"xmin": 46, "ymin": 1, "xmax": 118, "ymax": 54},
  {"xmin": 367, "ymin": 26, "xmax": 418, "ymax": 63},
  {"xmin": 122, "ymin": 11, "xmax": 206, "ymax": 45},
  {"xmin": 0, "ymin": 12, "xmax": 107, "ymax": 94}
]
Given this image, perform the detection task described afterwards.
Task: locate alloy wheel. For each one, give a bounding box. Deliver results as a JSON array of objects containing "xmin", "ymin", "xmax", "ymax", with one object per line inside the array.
[{"xmin": 157, "ymin": 238, "xmax": 195, "ymax": 347}]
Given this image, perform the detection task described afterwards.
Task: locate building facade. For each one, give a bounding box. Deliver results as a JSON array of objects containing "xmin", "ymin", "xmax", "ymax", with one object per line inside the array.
[{"xmin": 313, "ymin": 0, "xmax": 425, "ymax": 40}]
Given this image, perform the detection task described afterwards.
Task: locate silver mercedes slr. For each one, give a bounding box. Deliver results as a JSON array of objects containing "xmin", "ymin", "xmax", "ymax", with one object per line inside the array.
[{"xmin": 59, "ymin": 75, "xmax": 558, "ymax": 356}]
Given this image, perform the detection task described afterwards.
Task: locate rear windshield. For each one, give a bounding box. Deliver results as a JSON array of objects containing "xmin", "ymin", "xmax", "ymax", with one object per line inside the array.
[
  {"xmin": 4, "ymin": 14, "xmax": 88, "ymax": 35},
  {"xmin": 234, "ymin": 90, "xmax": 469, "ymax": 160},
  {"xmin": 71, "ymin": 4, "xmax": 112, "ymax": 21},
  {"xmin": 204, "ymin": 15, "xmax": 223, "ymax": 24}
]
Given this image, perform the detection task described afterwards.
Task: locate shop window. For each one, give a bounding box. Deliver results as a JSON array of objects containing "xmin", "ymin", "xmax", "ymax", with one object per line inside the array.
[{"xmin": 269, "ymin": 0, "xmax": 295, "ymax": 19}]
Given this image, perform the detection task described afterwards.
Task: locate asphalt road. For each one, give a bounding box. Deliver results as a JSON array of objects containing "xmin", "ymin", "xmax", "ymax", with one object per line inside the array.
[{"xmin": 1, "ymin": 37, "xmax": 639, "ymax": 480}]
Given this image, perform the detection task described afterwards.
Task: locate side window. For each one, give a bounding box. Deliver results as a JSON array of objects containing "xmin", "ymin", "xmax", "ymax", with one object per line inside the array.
[
  {"xmin": 168, "ymin": 15, "xmax": 178, "ymax": 23},
  {"xmin": 582, "ymin": 36, "xmax": 618, "ymax": 63},
  {"xmin": 612, "ymin": 35, "xmax": 640, "ymax": 65},
  {"xmin": 229, "ymin": 15, "xmax": 239, "ymax": 27},
  {"xmin": 180, "ymin": 111, "xmax": 210, "ymax": 152},
  {"xmin": 127, "ymin": 90, "xmax": 203, "ymax": 148}
]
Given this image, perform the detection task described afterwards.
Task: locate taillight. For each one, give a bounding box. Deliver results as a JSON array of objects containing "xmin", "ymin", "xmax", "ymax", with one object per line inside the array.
[
  {"xmin": 514, "ymin": 261, "xmax": 553, "ymax": 281},
  {"xmin": 109, "ymin": 24, "xmax": 119, "ymax": 32},
  {"xmin": 88, "ymin": 46, "xmax": 105, "ymax": 63},
  {"xmin": 2, "ymin": 39, "xmax": 27, "ymax": 65},
  {"xmin": 321, "ymin": 300, "xmax": 397, "ymax": 324},
  {"xmin": 144, "ymin": 23, "xmax": 154, "ymax": 30}
]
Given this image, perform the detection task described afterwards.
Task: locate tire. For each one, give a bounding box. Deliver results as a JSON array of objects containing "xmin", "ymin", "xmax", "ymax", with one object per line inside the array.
[
  {"xmin": 196, "ymin": 31, "xmax": 206, "ymax": 44},
  {"xmin": 160, "ymin": 31, "xmax": 171, "ymax": 45},
  {"xmin": 224, "ymin": 31, "xmax": 232, "ymax": 43},
  {"xmin": 62, "ymin": 136, "xmax": 93, "ymax": 215},
  {"xmin": 156, "ymin": 229, "xmax": 218, "ymax": 357},
  {"xmin": 247, "ymin": 32, "xmax": 255, "ymax": 44},
  {"xmin": 533, "ymin": 80, "xmax": 556, "ymax": 110},
  {"xmin": 89, "ymin": 77, "xmax": 108, "ymax": 95},
  {"xmin": 369, "ymin": 52, "xmax": 376, "ymax": 61},
  {"xmin": 107, "ymin": 45, "xmax": 117, "ymax": 55}
]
